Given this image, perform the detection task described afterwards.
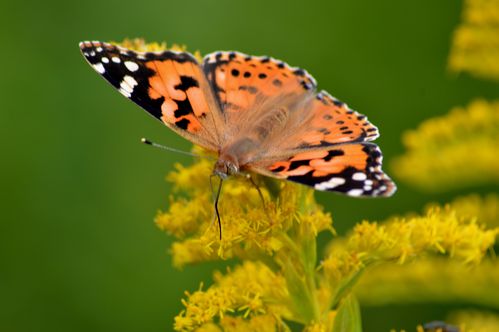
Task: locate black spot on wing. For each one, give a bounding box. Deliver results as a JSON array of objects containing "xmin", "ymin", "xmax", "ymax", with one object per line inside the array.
[
  {"xmin": 174, "ymin": 75, "xmax": 199, "ymax": 91},
  {"xmin": 175, "ymin": 118, "xmax": 190, "ymax": 130},
  {"xmin": 287, "ymin": 159, "xmax": 311, "ymax": 171},
  {"xmin": 323, "ymin": 149, "xmax": 344, "ymax": 161},
  {"xmin": 270, "ymin": 165, "xmax": 286, "ymax": 172},
  {"xmin": 174, "ymin": 97, "xmax": 195, "ymax": 118}
]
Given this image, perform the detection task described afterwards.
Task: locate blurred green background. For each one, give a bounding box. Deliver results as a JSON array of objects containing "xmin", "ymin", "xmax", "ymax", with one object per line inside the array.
[{"xmin": 1, "ymin": 0, "xmax": 498, "ymax": 331}]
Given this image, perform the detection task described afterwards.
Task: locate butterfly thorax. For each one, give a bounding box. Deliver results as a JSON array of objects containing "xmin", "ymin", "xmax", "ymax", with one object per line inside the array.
[{"xmin": 214, "ymin": 105, "xmax": 292, "ymax": 179}]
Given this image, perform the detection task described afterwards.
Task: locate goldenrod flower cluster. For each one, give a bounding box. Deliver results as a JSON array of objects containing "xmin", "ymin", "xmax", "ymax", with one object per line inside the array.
[
  {"xmin": 320, "ymin": 204, "xmax": 498, "ymax": 313},
  {"xmin": 156, "ymin": 155, "xmax": 332, "ymax": 268},
  {"xmin": 156, "ymin": 157, "xmax": 498, "ymax": 331},
  {"xmin": 449, "ymin": 0, "xmax": 499, "ymax": 81},
  {"xmin": 355, "ymin": 258, "xmax": 499, "ymax": 309},
  {"xmin": 122, "ymin": 34, "xmax": 499, "ymax": 331},
  {"xmin": 391, "ymin": 99, "xmax": 499, "ymax": 191},
  {"xmin": 174, "ymin": 261, "xmax": 290, "ymax": 331},
  {"xmin": 117, "ymin": 38, "xmax": 203, "ymax": 61},
  {"xmin": 426, "ymin": 194, "xmax": 499, "ymax": 228}
]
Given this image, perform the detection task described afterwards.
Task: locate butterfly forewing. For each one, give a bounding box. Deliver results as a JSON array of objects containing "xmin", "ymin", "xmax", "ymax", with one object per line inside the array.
[
  {"xmin": 203, "ymin": 51, "xmax": 316, "ymax": 115},
  {"xmin": 79, "ymin": 41, "xmax": 224, "ymax": 150}
]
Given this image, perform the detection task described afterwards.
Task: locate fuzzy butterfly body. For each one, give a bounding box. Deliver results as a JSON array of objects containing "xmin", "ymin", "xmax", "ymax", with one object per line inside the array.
[{"xmin": 80, "ymin": 41, "xmax": 396, "ymax": 197}]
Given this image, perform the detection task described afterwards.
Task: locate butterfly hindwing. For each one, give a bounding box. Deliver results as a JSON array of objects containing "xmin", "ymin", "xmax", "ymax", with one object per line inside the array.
[
  {"xmin": 79, "ymin": 41, "xmax": 223, "ymax": 149},
  {"xmin": 260, "ymin": 143, "xmax": 395, "ymax": 197},
  {"xmin": 288, "ymin": 91, "xmax": 379, "ymax": 148}
]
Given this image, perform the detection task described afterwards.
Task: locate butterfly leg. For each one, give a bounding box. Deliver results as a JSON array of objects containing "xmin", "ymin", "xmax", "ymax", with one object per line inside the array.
[{"xmin": 246, "ymin": 174, "xmax": 273, "ymax": 226}]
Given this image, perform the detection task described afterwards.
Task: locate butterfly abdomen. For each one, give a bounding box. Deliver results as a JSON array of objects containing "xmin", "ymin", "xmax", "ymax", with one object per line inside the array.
[{"xmin": 252, "ymin": 107, "xmax": 289, "ymax": 141}]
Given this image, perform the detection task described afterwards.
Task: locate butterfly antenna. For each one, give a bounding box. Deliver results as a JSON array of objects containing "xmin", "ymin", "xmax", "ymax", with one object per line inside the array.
[{"xmin": 141, "ymin": 138, "xmax": 214, "ymax": 159}]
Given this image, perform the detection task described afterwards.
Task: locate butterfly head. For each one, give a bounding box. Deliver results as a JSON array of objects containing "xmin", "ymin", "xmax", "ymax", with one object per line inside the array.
[{"xmin": 213, "ymin": 155, "xmax": 239, "ymax": 180}]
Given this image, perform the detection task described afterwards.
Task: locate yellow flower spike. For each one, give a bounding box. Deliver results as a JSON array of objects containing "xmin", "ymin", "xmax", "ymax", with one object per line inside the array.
[
  {"xmin": 174, "ymin": 261, "xmax": 292, "ymax": 331},
  {"xmin": 303, "ymin": 321, "xmax": 328, "ymax": 332},
  {"xmin": 158, "ymin": 154, "xmax": 332, "ymax": 267},
  {"xmin": 219, "ymin": 314, "xmax": 285, "ymax": 332},
  {"xmin": 355, "ymin": 258, "xmax": 499, "ymax": 309},
  {"xmin": 448, "ymin": 310, "xmax": 499, "ymax": 332},
  {"xmin": 116, "ymin": 38, "xmax": 203, "ymax": 62},
  {"xmin": 449, "ymin": 0, "xmax": 499, "ymax": 81},
  {"xmin": 193, "ymin": 323, "xmax": 222, "ymax": 332},
  {"xmin": 155, "ymin": 195, "xmax": 211, "ymax": 238},
  {"xmin": 426, "ymin": 193, "xmax": 499, "ymax": 228},
  {"xmin": 167, "ymin": 159, "xmax": 214, "ymax": 193},
  {"xmin": 391, "ymin": 99, "xmax": 499, "ymax": 191},
  {"xmin": 321, "ymin": 204, "xmax": 498, "ymax": 309}
]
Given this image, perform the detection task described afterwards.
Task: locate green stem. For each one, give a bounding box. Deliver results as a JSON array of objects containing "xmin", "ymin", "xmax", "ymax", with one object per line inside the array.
[{"xmin": 279, "ymin": 232, "xmax": 321, "ymax": 324}]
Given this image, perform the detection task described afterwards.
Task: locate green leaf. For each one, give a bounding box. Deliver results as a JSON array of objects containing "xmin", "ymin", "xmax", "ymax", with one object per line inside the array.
[
  {"xmin": 333, "ymin": 294, "xmax": 362, "ymax": 332},
  {"xmin": 330, "ymin": 267, "xmax": 365, "ymax": 309}
]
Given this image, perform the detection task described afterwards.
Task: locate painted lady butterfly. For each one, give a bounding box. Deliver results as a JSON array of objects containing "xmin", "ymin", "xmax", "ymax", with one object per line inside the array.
[{"xmin": 80, "ymin": 41, "xmax": 396, "ymax": 197}]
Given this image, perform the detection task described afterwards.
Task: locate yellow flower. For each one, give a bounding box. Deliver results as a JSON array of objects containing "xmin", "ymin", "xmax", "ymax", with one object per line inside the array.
[
  {"xmin": 320, "ymin": 204, "xmax": 498, "ymax": 309},
  {"xmin": 449, "ymin": 0, "xmax": 499, "ymax": 81},
  {"xmin": 355, "ymin": 258, "xmax": 499, "ymax": 309},
  {"xmin": 116, "ymin": 38, "xmax": 203, "ymax": 61},
  {"xmin": 426, "ymin": 193, "xmax": 499, "ymax": 228},
  {"xmin": 155, "ymin": 154, "xmax": 333, "ymax": 268},
  {"xmin": 391, "ymin": 99, "xmax": 499, "ymax": 191},
  {"xmin": 218, "ymin": 315, "xmax": 284, "ymax": 332},
  {"xmin": 174, "ymin": 261, "xmax": 291, "ymax": 331},
  {"xmin": 448, "ymin": 310, "xmax": 499, "ymax": 332}
]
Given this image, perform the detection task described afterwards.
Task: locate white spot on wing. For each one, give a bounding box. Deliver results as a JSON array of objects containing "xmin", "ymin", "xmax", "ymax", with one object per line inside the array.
[
  {"xmin": 314, "ymin": 177, "xmax": 345, "ymax": 191},
  {"xmin": 124, "ymin": 61, "xmax": 139, "ymax": 72},
  {"xmin": 96, "ymin": 47, "xmax": 103, "ymax": 52},
  {"xmin": 123, "ymin": 75, "xmax": 137, "ymax": 86},
  {"xmin": 352, "ymin": 172, "xmax": 367, "ymax": 181},
  {"xmin": 112, "ymin": 56, "xmax": 121, "ymax": 63},
  {"xmin": 101, "ymin": 57, "xmax": 109, "ymax": 63},
  {"xmin": 119, "ymin": 75, "xmax": 138, "ymax": 98},
  {"xmin": 347, "ymin": 189, "xmax": 364, "ymax": 196},
  {"xmin": 92, "ymin": 63, "xmax": 105, "ymax": 74}
]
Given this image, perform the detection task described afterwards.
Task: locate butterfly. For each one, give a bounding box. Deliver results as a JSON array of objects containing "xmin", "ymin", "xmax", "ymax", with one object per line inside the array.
[{"xmin": 79, "ymin": 41, "xmax": 396, "ymax": 198}]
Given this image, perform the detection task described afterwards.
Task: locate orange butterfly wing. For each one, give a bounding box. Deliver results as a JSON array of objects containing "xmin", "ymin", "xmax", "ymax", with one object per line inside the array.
[
  {"xmin": 80, "ymin": 41, "xmax": 224, "ymax": 149},
  {"xmin": 202, "ymin": 51, "xmax": 379, "ymax": 149},
  {"xmin": 262, "ymin": 143, "xmax": 396, "ymax": 197},
  {"xmin": 201, "ymin": 51, "xmax": 394, "ymax": 196},
  {"xmin": 203, "ymin": 51, "xmax": 316, "ymax": 114},
  {"xmin": 81, "ymin": 44, "xmax": 395, "ymax": 197}
]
